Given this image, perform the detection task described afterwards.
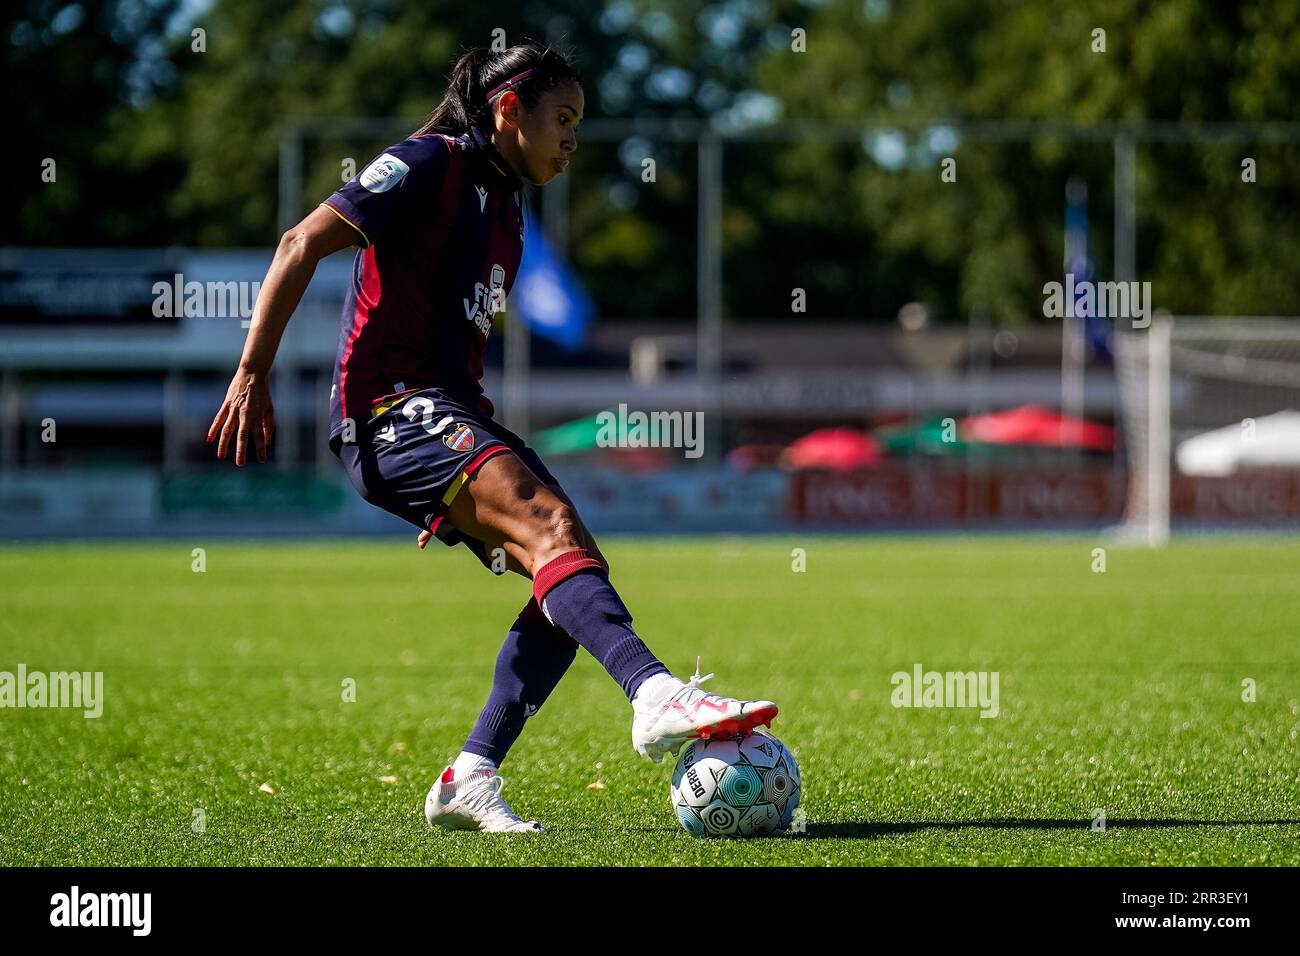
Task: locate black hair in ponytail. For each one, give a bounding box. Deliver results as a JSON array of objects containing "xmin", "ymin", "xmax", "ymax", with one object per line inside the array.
[{"xmin": 416, "ymin": 40, "xmax": 580, "ymax": 137}]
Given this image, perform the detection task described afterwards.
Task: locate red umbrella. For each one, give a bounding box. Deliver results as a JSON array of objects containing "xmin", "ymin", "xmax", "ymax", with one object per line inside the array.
[
  {"xmin": 782, "ymin": 428, "xmax": 884, "ymax": 470},
  {"xmin": 960, "ymin": 405, "xmax": 1113, "ymax": 450}
]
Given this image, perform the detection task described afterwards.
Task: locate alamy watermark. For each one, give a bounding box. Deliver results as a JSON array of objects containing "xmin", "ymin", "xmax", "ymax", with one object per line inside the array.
[
  {"xmin": 0, "ymin": 664, "xmax": 103, "ymax": 718},
  {"xmin": 891, "ymin": 663, "xmax": 999, "ymax": 718},
  {"xmin": 152, "ymin": 273, "xmax": 260, "ymax": 327},
  {"xmin": 1043, "ymin": 273, "xmax": 1152, "ymax": 329},
  {"xmin": 50, "ymin": 886, "xmax": 150, "ymax": 936},
  {"xmin": 595, "ymin": 403, "xmax": 704, "ymax": 459}
]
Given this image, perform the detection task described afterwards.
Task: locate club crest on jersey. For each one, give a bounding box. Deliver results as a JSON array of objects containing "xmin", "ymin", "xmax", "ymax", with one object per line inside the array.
[
  {"xmin": 443, "ymin": 423, "xmax": 476, "ymax": 452},
  {"xmin": 360, "ymin": 153, "xmax": 410, "ymax": 193},
  {"xmin": 463, "ymin": 263, "xmax": 507, "ymax": 337}
]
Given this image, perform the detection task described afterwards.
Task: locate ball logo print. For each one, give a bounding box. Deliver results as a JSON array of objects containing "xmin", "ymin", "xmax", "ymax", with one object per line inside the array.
[
  {"xmin": 702, "ymin": 802, "xmax": 738, "ymax": 834},
  {"xmin": 670, "ymin": 731, "xmax": 801, "ymax": 838}
]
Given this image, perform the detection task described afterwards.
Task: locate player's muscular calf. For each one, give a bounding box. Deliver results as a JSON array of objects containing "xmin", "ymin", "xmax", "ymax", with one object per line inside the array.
[
  {"xmin": 442, "ymin": 453, "xmax": 608, "ymax": 577},
  {"xmin": 544, "ymin": 480, "xmax": 609, "ymax": 573}
]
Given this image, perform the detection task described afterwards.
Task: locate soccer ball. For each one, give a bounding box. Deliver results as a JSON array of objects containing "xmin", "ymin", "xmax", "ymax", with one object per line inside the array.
[{"xmin": 670, "ymin": 730, "xmax": 801, "ymax": 838}]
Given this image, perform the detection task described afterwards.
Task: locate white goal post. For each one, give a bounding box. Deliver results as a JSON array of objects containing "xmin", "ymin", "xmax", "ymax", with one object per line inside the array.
[{"xmin": 1115, "ymin": 316, "xmax": 1300, "ymax": 544}]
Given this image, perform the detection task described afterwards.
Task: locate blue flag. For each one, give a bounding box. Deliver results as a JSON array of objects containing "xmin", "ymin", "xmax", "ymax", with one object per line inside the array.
[
  {"xmin": 1063, "ymin": 178, "xmax": 1112, "ymax": 362},
  {"xmin": 513, "ymin": 215, "xmax": 593, "ymax": 350}
]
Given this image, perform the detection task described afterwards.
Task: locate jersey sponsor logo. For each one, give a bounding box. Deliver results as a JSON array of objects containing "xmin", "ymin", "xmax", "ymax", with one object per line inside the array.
[
  {"xmin": 475, "ymin": 185, "xmax": 488, "ymax": 211},
  {"xmin": 377, "ymin": 423, "xmax": 397, "ymax": 443},
  {"xmin": 359, "ymin": 153, "xmax": 411, "ymax": 193},
  {"xmin": 463, "ymin": 262, "xmax": 507, "ymax": 337},
  {"xmin": 443, "ymin": 423, "xmax": 476, "ymax": 452}
]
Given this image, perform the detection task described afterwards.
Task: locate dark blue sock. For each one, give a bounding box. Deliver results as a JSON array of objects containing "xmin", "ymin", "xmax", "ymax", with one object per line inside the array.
[
  {"xmin": 534, "ymin": 554, "xmax": 669, "ymax": 700},
  {"xmin": 462, "ymin": 598, "xmax": 577, "ymax": 764}
]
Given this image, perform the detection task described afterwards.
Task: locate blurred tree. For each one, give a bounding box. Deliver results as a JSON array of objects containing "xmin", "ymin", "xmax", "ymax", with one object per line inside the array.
[
  {"xmin": 9, "ymin": 0, "xmax": 625, "ymax": 245},
  {"xmin": 8, "ymin": 0, "xmax": 1300, "ymax": 326},
  {"xmin": 744, "ymin": 0, "xmax": 1300, "ymax": 323},
  {"xmin": 7, "ymin": 0, "xmax": 181, "ymax": 244}
]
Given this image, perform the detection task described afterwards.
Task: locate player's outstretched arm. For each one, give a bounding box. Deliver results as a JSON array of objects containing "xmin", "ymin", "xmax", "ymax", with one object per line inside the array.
[{"xmin": 207, "ymin": 206, "xmax": 359, "ymax": 465}]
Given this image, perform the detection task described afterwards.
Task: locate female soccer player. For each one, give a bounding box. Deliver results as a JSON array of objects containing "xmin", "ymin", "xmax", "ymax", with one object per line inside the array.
[{"xmin": 207, "ymin": 42, "xmax": 777, "ymax": 833}]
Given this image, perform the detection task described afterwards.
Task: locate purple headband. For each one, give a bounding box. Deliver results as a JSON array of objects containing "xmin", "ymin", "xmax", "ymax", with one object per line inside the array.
[{"xmin": 484, "ymin": 68, "xmax": 537, "ymax": 102}]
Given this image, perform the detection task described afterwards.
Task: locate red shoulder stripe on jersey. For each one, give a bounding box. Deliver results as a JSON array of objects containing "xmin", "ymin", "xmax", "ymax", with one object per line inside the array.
[
  {"xmin": 411, "ymin": 132, "xmax": 459, "ymax": 155},
  {"xmin": 337, "ymin": 244, "xmax": 383, "ymax": 427},
  {"xmin": 336, "ymin": 132, "xmax": 465, "ymax": 424}
]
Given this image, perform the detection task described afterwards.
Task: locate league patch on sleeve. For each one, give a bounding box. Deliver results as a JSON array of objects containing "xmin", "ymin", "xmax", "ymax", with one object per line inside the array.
[{"xmin": 360, "ymin": 153, "xmax": 411, "ymax": 193}]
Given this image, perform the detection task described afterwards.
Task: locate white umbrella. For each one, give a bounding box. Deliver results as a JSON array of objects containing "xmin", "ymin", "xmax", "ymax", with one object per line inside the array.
[{"xmin": 1176, "ymin": 409, "xmax": 1300, "ymax": 476}]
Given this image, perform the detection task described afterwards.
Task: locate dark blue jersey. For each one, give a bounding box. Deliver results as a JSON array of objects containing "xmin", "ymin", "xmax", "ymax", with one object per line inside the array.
[{"xmin": 323, "ymin": 127, "xmax": 525, "ymax": 440}]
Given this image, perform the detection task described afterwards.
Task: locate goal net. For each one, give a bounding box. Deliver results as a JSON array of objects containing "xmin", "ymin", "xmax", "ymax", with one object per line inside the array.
[{"xmin": 1115, "ymin": 316, "xmax": 1300, "ymax": 544}]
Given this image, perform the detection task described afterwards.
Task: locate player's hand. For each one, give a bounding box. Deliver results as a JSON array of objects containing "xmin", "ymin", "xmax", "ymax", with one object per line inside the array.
[
  {"xmin": 417, "ymin": 530, "xmax": 432, "ymax": 550},
  {"xmin": 208, "ymin": 367, "xmax": 276, "ymax": 466}
]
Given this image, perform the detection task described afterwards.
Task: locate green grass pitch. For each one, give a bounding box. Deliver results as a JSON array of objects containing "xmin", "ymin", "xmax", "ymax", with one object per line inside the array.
[{"xmin": 2, "ymin": 536, "xmax": 1297, "ymax": 866}]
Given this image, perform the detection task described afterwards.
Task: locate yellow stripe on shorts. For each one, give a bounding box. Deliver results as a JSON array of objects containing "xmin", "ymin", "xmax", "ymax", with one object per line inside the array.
[{"xmin": 441, "ymin": 469, "xmax": 473, "ymax": 508}]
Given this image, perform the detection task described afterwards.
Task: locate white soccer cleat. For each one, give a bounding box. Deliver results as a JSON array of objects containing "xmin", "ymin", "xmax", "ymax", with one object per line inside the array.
[
  {"xmin": 424, "ymin": 766, "xmax": 544, "ymax": 834},
  {"xmin": 631, "ymin": 659, "xmax": 779, "ymax": 764}
]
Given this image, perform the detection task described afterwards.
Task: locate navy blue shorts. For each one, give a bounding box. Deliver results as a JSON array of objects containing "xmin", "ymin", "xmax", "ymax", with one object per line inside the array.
[{"xmin": 330, "ymin": 387, "xmax": 559, "ymax": 571}]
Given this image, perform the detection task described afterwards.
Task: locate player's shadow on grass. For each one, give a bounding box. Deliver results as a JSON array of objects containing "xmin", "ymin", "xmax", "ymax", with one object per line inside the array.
[{"xmin": 800, "ymin": 818, "xmax": 1300, "ymax": 840}]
